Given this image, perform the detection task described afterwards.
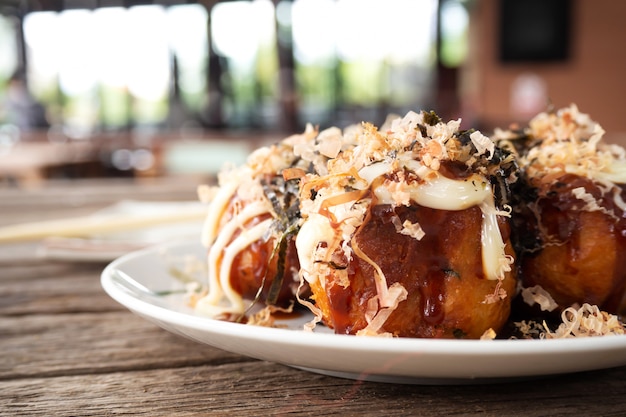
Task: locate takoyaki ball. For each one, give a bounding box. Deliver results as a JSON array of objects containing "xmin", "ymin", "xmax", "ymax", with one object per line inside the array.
[
  {"xmin": 297, "ymin": 111, "xmax": 519, "ymax": 338},
  {"xmin": 195, "ymin": 125, "xmax": 358, "ymax": 319},
  {"xmin": 495, "ymin": 104, "xmax": 626, "ymax": 315},
  {"xmin": 307, "ymin": 202, "xmax": 517, "ymax": 339},
  {"xmin": 515, "ymin": 173, "xmax": 626, "ymax": 314}
]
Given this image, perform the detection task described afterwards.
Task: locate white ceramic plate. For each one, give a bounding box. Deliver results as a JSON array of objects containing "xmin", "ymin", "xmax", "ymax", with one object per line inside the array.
[{"xmin": 101, "ymin": 241, "xmax": 626, "ymax": 384}]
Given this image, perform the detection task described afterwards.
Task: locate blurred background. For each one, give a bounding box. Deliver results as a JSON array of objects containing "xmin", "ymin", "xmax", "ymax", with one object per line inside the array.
[{"xmin": 0, "ymin": 0, "xmax": 625, "ymax": 184}]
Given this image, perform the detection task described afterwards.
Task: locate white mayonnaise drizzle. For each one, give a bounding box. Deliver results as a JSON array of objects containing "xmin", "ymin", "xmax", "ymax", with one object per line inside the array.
[
  {"xmin": 200, "ymin": 181, "xmax": 239, "ymax": 248},
  {"xmin": 205, "ymin": 202, "xmax": 271, "ymax": 305},
  {"xmin": 296, "ymin": 162, "xmax": 510, "ymax": 283},
  {"xmin": 296, "ymin": 212, "xmax": 335, "ymax": 279},
  {"xmin": 373, "ymin": 174, "xmax": 490, "ymax": 211},
  {"xmin": 370, "ymin": 162, "xmax": 508, "ymax": 280},
  {"xmin": 196, "ymin": 170, "xmax": 277, "ymax": 317}
]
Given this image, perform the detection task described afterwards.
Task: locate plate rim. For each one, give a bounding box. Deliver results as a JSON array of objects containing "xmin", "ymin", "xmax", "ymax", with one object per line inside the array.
[{"xmin": 100, "ymin": 240, "xmax": 626, "ymax": 382}]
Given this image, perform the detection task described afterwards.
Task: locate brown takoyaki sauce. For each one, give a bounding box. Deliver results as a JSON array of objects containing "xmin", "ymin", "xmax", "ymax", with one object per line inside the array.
[
  {"xmin": 513, "ymin": 173, "xmax": 626, "ymax": 313},
  {"xmin": 321, "ymin": 203, "xmax": 514, "ymax": 338}
]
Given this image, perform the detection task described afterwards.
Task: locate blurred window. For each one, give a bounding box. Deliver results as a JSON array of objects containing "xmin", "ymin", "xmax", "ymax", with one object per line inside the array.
[
  {"xmin": 22, "ymin": 4, "xmax": 207, "ymax": 137},
  {"xmin": 439, "ymin": 0, "xmax": 469, "ymax": 68},
  {"xmin": 0, "ymin": 15, "xmax": 18, "ymax": 87},
  {"xmin": 291, "ymin": 0, "xmax": 438, "ymax": 126},
  {"xmin": 14, "ymin": 0, "xmax": 440, "ymax": 134},
  {"xmin": 211, "ymin": 0, "xmax": 278, "ymax": 128},
  {"xmin": 0, "ymin": 14, "xmax": 19, "ymax": 124}
]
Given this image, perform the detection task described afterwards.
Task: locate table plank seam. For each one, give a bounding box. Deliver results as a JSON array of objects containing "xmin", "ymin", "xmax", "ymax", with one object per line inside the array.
[{"xmin": 0, "ymin": 356, "xmax": 260, "ymax": 382}]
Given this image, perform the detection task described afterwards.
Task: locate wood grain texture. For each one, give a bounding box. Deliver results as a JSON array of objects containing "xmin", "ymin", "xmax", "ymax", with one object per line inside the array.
[
  {"xmin": 3, "ymin": 363, "xmax": 626, "ymax": 416},
  {"xmin": 0, "ymin": 311, "xmax": 249, "ymax": 380},
  {"xmin": 0, "ymin": 263, "xmax": 115, "ymax": 315},
  {"xmin": 2, "ymin": 179, "xmax": 626, "ymax": 416}
]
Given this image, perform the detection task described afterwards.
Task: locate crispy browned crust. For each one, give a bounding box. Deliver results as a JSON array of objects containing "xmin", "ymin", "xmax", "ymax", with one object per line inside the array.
[
  {"xmin": 311, "ymin": 204, "xmax": 517, "ymax": 339},
  {"xmin": 222, "ymin": 200, "xmax": 303, "ymax": 307},
  {"xmin": 519, "ymin": 189, "xmax": 626, "ymax": 313}
]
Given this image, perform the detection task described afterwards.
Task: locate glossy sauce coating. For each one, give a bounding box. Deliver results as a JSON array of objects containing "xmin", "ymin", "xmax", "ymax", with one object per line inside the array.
[
  {"xmin": 221, "ymin": 200, "xmax": 302, "ymax": 307},
  {"xmin": 313, "ymin": 203, "xmax": 516, "ymax": 338},
  {"xmin": 516, "ymin": 174, "xmax": 626, "ymax": 313}
]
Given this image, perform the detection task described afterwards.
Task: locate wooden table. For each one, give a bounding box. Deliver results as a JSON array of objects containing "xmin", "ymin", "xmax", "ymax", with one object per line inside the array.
[{"xmin": 2, "ymin": 178, "xmax": 626, "ymax": 416}]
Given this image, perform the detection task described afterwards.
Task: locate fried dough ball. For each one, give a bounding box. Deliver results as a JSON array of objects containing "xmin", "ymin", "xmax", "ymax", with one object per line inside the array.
[
  {"xmin": 309, "ymin": 203, "xmax": 517, "ymax": 338},
  {"xmin": 513, "ymin": 174, "xmax": 626, "ymax": 313},
  {"xmin": 194, "ymin": 124, "xmax": 358, "ymax": 319},
  {"xmin": 495, "ymin": 105, "xmax": 626, "ymax": 315},
  {"xmin": 219, "ymin": 194, "xmax": 301, "ymax": 306},
  {"xmin": 195, "ymin": 172, "xmax": 303, "ymax": 318},
  {"xmin": 296, "ymin": 111, "xmax": 519, "ymax": 338}
]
